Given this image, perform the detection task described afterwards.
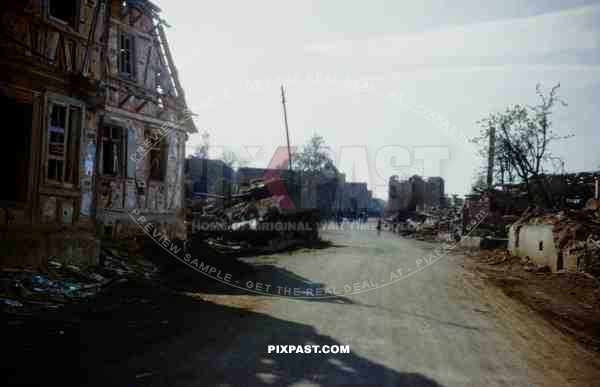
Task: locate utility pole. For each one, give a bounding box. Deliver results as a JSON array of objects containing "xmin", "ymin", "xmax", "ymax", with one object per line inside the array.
[
  {"xmin": 487, "ymin": 126, "xmax": 496, "ymax": 190},
  {"xmin": 281, "ymin": 84, "xmax": 293, "ymax": 172}
]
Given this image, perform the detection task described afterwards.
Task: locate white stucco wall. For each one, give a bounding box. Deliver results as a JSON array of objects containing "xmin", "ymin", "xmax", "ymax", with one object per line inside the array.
[{"xmin": 508, "ymin": 224, "xmax": 560, "ymax": 271}]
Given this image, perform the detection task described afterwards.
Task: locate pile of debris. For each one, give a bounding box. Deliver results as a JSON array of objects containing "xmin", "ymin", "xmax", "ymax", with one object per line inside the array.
[
  {"xmin": 387, "ymin": 208, "xmax": 460, "ymax": 241},
  {"xmin": 189, "ymin": 178, "xmax": 320, "ymax": 253},
  {"xmin": 0, "ymin": 249, "xmax": 159, "ymax": 315},
  {"xmin": 512, "ymin": 207, "xmax": 600, "ymax": 276},
  {"xmin": 465, "ymin": 247, "xmax": 600, "ymax": 351}
]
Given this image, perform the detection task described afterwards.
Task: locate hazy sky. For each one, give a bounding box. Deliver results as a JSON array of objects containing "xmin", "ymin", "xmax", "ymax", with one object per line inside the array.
[{"xmin": 155, "ymin": 0, "xmax": 600, "ymax": 197}]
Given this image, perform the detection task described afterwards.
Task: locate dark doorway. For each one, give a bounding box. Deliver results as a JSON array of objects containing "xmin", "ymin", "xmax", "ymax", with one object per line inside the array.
[
  {"xmin": 557, "ymin": 251, "xmax": 564, "ymax": 271},
  {"xmin": 0, "ymin": 95, "xmax": 32, "ymax": 203}
]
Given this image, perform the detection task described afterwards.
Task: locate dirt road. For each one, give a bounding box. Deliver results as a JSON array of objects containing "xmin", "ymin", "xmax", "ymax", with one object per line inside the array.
[
  {"xmin": 5, "ymin": 223, "xmax": 600, "ymax": 386},
  {"xmin": 97, "ymin": 225, "xmax": 600, "ymax": 386}
]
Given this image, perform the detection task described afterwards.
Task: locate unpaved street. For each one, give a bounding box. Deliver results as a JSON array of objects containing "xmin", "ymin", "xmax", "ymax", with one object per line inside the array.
[{"xmin": 98, "ymin": 225, "xmax": 600, "ymax": 387}]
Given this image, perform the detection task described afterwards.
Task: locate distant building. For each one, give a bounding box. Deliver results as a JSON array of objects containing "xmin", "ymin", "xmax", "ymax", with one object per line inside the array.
[
  {"xmin": 387, "ymin": 178, "xmax": 413, "ymax": 212},
  {"xmin": 341, "ymin": 182, "xmax": 370, "ymax": 214},
  {"xmin": 424, "ymin": 177, "xmax": 445, "ymax": 210},
  {"xmin": 387, "ymin": 175, "xmax": 445, "ymax": 213},
  {"xmin": 451, "ymin": 194, "xmax": 464, "ymax": 208}
]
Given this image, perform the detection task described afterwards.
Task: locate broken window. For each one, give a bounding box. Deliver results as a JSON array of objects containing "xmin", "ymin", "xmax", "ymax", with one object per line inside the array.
[
  {"xmin": 101, "ymin": 126, "xmax": 125, "ymax": 176},
  {"xmin": 0, "ymin": 94, "xmax": 32, "ymax": 203},
  {"xmin": 149, "ymin": 136, "xmax": 166, "ymax": 181},
  {"xmin": 48, "ymin": 0, "xmax": 78, "ymax": 28},
  {"xmin": 46, "ymin": 100, "xmax": 82, "ymax": 186},
  {"xmin": 119, "ymin": 32, "xmax": 135, "ymax": 78}
]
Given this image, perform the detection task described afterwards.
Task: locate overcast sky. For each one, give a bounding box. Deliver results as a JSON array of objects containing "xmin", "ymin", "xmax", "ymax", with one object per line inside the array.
[{"xmin": 155, "ymin": 0, "xmax": 600, "ymax": 197}]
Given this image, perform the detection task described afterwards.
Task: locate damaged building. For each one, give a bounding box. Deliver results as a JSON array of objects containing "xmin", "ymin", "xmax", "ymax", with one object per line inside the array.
[
  {"xmin": 387, "ymin": 175, "xmax": 446, "ymax": 213},
  {"xmin": 508, "ymin": 208, "xmax": 600, "ymax": 274},
  {"xmin": 0, "ymin": 0, "xmax": 195, "ymax": 267}
]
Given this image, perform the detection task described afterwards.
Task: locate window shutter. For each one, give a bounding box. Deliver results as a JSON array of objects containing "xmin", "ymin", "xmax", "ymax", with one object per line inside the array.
[
  {"xmin": 126, "ymin": 127, "xmax": 137, "ymax": 178},
  {"xmin": 46, "ymin": 31, "xmax": 60, "ymax": 63}
]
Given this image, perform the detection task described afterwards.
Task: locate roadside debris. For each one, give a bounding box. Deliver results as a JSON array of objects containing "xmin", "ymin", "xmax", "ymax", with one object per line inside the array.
[
  {"xmin": 465, "ymin": 248, "xmax": 600, "ymax": 351},
  {"xmin": 384, "ymin": 207, "xmax": 461, "ymax": 242},
  {"xmin": 0, "ymin": 249, "xmax": 159, "ymax": 315},
  {"xmin": 188, "ymin": 177, "xmax": 320, "ymax": 254}
]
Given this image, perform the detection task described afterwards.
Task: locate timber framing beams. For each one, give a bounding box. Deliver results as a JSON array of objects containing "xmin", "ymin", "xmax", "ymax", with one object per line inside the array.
[
  {"xmin": 135, "ymin": 99, "xmax": 147, "ymax": 112},
  {"xmin": 107, "ymin": 76, "xmax": 159, "ymax": 103},
  {"xmin": 104, "ymin": 105, "xmax": 193, "ymax": 132}
]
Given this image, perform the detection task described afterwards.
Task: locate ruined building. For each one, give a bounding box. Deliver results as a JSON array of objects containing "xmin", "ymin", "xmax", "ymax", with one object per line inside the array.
[
  {"xmin": 387, "ymin": 175, "xmax": 446, "ymax": 214},
  {"xmin": 423, "ymin": 176, "xmax": 445, "ymax": 210},
  {"xmin": 341, "ymin": 182, "xmax": 370, "ymax": 214},
  {"xmin": 0, "ymin": 0, "xmax": 195, "ymax": 266}
]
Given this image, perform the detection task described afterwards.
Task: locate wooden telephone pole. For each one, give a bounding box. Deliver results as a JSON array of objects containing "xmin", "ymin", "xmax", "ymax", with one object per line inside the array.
[
  {"xmin": 487, "ymin": 126, "xmax": 496, "ymax": 190},
  {"xmin": 280, "ymin": 84, "xmax": 293, "ymax": 171}
]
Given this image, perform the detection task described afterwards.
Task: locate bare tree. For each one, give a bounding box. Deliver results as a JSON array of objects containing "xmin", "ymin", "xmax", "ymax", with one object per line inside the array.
[
  {"xmin": 470, "ymin": 172, "xmax": 488, "ymax": 194},
  {"xmin": 474, "ymin": 83, "xmax": 572, "ymax": 207}
]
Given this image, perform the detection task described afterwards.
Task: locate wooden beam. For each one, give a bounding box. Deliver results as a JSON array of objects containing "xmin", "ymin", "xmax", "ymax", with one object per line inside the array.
[
  {"xmin": 110, "ymin": 18, "xmax": 154, "ymax": 40},
  {"xmin": 107, "ymin": 76, "xmax": 161, "ymax": 104},
  {"xmin": 157, "ymin": 24, "xmax": 185, "ymax": 100},
  {"xmin": 143, "ymin": 44, "xmax": 153, "ymax": 86},
  {"xmin": 99, "ymin": 0, "xmax": 113, "ymax": 79},
  {"xmin": 135, "ymin": 100, "xmax": 148, "ymax": 113},
  {"xmin": 82, "ymin": 0, "xmax": 103, "ymax": 75},
  {"xmin": 104, "ymin": 106, "xmax": 193, "ymax": 131},
  {"xmin": 130, "ymin": 8, "xmax": 144, "ymax": 26},
  {"xmin": 119, "ymin": 94, "xmax": 132, "ymax": 108}
]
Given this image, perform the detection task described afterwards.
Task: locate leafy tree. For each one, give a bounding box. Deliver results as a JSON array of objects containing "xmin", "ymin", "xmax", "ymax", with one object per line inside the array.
[
  {"xmin": 286, "ymin": 134, "xmax": 340, "ymax": 215},
  {"xmin": 292, "ymin": 134, "xmax": 335, "ymax": 176}
]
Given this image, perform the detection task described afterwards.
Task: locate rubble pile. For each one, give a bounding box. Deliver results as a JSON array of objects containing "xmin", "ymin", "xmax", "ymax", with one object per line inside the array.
[
  {"xmin": 478, "ymin": 249, "xmax": 511, "ymax": 265},
  {"xmin": 465, "ymin": 247, "xmax": 600, "ymax": 351},
  {"xmin": 515, "ymin": 207, "xmax": 600, "ymax": 276},
  {"xmin": 387, "ymin": 208, "xmax": 460, "ymax": 241},
  {"xmin": 474, "ymin": 249, "xmax": 555, "ymax": 272},
  {"xmin": 0, "ymin": 250, "xmax": 159, "ymax": 315},
  {"xmin": 189, "ymin": 178, "xmax": 320, "ymax": 253}
]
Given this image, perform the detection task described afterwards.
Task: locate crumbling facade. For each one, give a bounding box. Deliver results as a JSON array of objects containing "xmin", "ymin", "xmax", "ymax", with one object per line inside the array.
[
  {"xmin": 0, "ymin": 0, "xmax": 194, "ymax": 267},
  {"xmin": 424, "ymin": 177, "xmax": 445, "ymax": 210},
  {"xmin": 508, "ymin": 209, "xmax": 600, "ymax": 274},
  {"xmin": 387, "ymin": 175, "xmax": 446, "ymax": 214},
  {"xmin": 95, "ymin": 0, "xmax": 194, "ymax": 242},
  {"xmin": 338, "ymin": 182, "xmax": 369, "ymax": 214}
]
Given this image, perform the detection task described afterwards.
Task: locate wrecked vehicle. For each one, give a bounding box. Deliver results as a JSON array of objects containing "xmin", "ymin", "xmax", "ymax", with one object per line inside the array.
[{"xmin": 188, "ymin": 178, "xmax": 320, "ymax": 253}]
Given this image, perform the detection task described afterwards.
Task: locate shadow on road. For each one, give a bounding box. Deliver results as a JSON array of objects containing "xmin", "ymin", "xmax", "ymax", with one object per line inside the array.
[
  {"xmin": 165, "ymin": 258, "xmax": 357, "ymax": 305},
  {"xmin": 159, "ymin": 240, "xmax": 356, "ymax": 305},
  {"xmin": 3, "ymin": 280, "xmax": 445, "ymax": 387}
]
